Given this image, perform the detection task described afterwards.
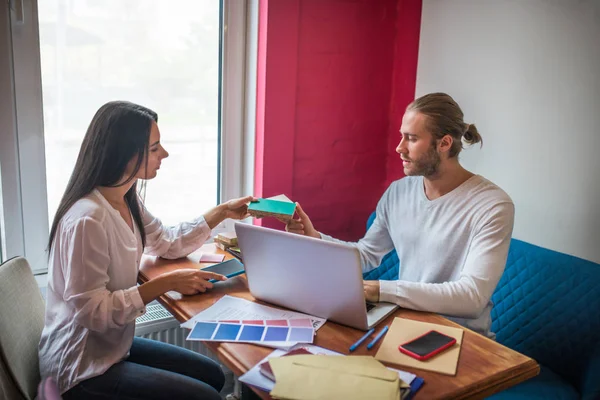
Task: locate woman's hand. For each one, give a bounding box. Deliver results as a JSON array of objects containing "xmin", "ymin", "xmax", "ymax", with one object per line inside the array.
[
  {"xmin": 204, "ymin": 195, "xmax": 256, "ymax": 229},
  {"xmin": 222, "ymin": 195, "xmax": 256, "ymax": 220},
  {"xmin": 285, "ymin": 203, "xmax": 320, "ymax": 238},
  {"xmin": 139, "ymin": 268, "xmax": 227, "ymax": 304},
  {"xmin": 163, "ymin": 268, "xmax": 227, "ymax": 295}
]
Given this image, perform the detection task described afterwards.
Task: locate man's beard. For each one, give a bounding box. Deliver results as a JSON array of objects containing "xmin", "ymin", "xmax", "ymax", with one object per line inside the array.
[{"xmin": 405, "ymin": 143, "xmax": 441, "ymax": 177}]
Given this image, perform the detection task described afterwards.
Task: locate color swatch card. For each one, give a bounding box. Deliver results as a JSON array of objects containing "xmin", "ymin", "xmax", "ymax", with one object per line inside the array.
[
  {"xmin": 247, "ymin": 198, "xmax": 297, "ymax": 221},
  {"xmin": 187, "ymin": 320, "xmax": 314, "ymax": 344},
  {"xmin": 181, "ymin": 295, "xmax": 326, "ymax": 332},
  {"xmin": 181, "ymin": 295, "xmax": 326, "ymax": 349},
  {"xmin": 204, "ymin": 318, "xmax": 313, "ymax": 328}
]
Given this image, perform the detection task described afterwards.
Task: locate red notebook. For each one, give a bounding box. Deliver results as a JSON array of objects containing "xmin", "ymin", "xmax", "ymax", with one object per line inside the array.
[{"xmin": 259, "ymin": 348, "xmax": 313, "ymax": 382}]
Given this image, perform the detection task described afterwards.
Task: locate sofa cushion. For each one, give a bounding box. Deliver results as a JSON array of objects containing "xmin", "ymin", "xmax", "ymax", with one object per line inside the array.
[
  {"xmin": 362, "ymin": 212, "xmax": 400, "ymax": 281},
  {"xmin": 487, "ymin": 366, "xmax": 579, "ymax": 400},
  {"xmin": 579, "ymin": 341, "xmax": 600, "ymax": 400},
  {"xmin": 491, "ymin": 239, "xmax": 600, "ymax": 395}
]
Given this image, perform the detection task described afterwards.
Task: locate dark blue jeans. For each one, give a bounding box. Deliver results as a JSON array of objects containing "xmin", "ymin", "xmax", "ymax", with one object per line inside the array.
[{"xmin": 63, "ymin": 337, "xmax": 225, "ymax": 400}]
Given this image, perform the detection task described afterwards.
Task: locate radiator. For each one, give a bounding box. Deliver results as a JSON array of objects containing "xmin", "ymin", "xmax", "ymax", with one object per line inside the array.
[
  {"xmin": 135, "ymin": 303, "xmax": 239, "ymax": 397},
  {"xmin": 135, "ymin": 303, "xmax": 209, "ymax": 355}
]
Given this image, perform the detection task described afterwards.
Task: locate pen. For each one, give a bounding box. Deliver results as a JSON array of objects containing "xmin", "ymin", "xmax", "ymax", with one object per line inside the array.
[
  {"xmin": 349, "ymin": 328, "xmax": 375, "ymax": 352},
  {"xmin": 367, "ymin": 325, "xmax": 389, "ymax": 350}
]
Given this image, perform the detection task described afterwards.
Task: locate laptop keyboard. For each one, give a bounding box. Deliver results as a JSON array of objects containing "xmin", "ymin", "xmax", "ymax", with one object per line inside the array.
[{"xmin": 365, "ymin": 302, "xmax": 376, "ymax": 312}]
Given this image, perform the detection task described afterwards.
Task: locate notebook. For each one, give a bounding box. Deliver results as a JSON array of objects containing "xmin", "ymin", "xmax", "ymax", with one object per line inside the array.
[{"xmin": 375, "ymin": 318, "xmax": 464, "ymax": 376}]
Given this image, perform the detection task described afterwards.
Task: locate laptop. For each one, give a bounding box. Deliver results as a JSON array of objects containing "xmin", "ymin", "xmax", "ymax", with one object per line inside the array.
[{"xmin": 234, "ymin": 223, "xmax": 398, "ymax": 331}]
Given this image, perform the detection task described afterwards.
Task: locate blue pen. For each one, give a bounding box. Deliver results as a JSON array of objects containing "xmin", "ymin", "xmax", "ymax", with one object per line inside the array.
[
  {"xmin": 349, "ymin": 328, "xmax": 375, "ymax": 352},
  {"xmin": 367, "ymin": 325, "xmax": 389, "ymax": 350}
]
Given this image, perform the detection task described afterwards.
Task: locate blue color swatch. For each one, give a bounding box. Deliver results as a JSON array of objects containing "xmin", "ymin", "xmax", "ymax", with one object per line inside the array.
[
  {"xmin": 189, "ymin": 322, "xmax": 218, "ymax": 340},
  {"xmin": 238, "ymin": 325, "xmax": 265, "ymax": 341},
  {"xmin": 288, "ymin": 327, "xmax": 313, "ymax": 342},
  {"xmin": 264, "ymin": 327, "xmax": 289, "ymax": 341},
  {"xmin": 213, "ymin": 323, "xmax": 241, "ymax": 340},
  {"xmin": 187, "ymin": 321, "xmax": 315, "ymax": 344}
]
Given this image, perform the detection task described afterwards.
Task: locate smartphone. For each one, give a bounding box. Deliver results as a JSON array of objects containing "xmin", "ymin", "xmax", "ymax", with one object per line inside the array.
[
  {"xmin": 398, "ymin": 330, "xmax": 456, "ymax": 361},
  {"xmin": 201, "ymin": 259, "xmax": 245, "ymax": 283}
]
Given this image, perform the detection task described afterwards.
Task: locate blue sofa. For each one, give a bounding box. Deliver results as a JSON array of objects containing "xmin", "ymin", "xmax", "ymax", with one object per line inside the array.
[{"xmin": 363, "ymin": 212, "xmax": 600, "ymax": 399}]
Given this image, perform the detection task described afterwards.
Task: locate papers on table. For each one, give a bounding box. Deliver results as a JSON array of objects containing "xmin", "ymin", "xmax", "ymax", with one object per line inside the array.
[
  {"xmin": 239, "ymin": 344, "xmax": 419, "ymax": 396},
  {"xmin": 239, "ymin": 344, "xmax": 342, "ymax": 392},
  {"xmin": 182, "ymin": 295, "xmax": 325, "ymax": 330},
  {"xmin": 270, "ymin": 354, "xmax": 403, "ymax": 400},
  {"xmin": 182, "ymin": 296, "xmax": 326, "ymax": 348}
]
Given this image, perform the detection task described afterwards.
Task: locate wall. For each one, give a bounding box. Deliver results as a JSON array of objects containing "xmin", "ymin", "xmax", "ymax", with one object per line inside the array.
[
  {"xmin": 417, "ymin": 0, "xmax": 600, "ymax": 263},
  {"xmin": 255, "ymin": 0, "xmax": 421, "ymax": 240}
]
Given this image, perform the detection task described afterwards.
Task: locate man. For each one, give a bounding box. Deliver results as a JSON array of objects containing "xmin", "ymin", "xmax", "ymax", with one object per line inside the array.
[{"xmin": 286, "ymin": 93, "xmax": 514, "ymax": 337}]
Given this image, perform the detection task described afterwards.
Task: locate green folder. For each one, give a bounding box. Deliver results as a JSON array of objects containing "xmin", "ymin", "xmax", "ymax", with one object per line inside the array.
[{"xmin": 248, "ymin": 199, "xmax": 296, "ymax": 216}]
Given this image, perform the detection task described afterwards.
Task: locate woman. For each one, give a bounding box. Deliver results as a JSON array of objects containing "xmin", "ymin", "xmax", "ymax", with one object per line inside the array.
[{"xmin": 39, "ymin": 101, "xmax": 252, "ymax": 399}]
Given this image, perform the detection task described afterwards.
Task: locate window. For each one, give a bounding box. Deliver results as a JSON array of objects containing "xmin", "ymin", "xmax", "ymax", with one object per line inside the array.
[
  {"xmin": 39, "ymin": 0, "xmax": 222, "ymax": 226},
  {"xmin": 0, "ymin": 0, "xmax": 256, "ymax": 273}
]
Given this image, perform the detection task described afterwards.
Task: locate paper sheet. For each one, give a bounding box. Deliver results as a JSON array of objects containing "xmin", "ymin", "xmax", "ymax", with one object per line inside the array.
[
  {"xmin": 270, "ymin": 355, "xmax": 401, "ymax": 400},
  {"xmin": 239, "ymin": 344, "xmax": 343, "ymax": 392},
  {"xmin": 267, "ymin": 194, "xmax": 293, "ymax": 203},
  {"xmin": 181, "ymin": 296, "xmax": 326, "ymax": 349},
  {"xmin": 238, "ymin": 344, "xmax": 416, "ymax": 393}
]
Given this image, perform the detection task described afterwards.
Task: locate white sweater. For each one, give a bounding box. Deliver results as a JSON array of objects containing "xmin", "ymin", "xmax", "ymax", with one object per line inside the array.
[
  {"xmin": 39, "ymin": 189, "xmax": 211, "ymax": 393},
  {"xmin": 321, "ymin": 175, "xmax": 514, "ymax": 337}
]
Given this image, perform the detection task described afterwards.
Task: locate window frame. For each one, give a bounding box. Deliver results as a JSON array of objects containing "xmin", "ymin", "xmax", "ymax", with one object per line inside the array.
[
  {"xmin": 0, "ymin": 0, "xmax": 47, "ymax": 272},
  {"xmin": 0, "ymin": 0, "xmax": 257, "ymax": 273},
  {"xmin": 216, "ymin": 0, "xmax": 257, "ymax": 235}
]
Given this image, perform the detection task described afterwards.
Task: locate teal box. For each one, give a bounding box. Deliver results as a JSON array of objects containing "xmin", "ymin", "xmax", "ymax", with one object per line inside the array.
[{"xmin": 248, "ymin": 199, "xmax": 296, "ymax": 216}]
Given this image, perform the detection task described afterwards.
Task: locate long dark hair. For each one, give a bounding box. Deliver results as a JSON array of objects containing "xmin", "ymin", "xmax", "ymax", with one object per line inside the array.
[{"xmin": 48, "ymin": 101, "xmax": 158, "ymax": 251}]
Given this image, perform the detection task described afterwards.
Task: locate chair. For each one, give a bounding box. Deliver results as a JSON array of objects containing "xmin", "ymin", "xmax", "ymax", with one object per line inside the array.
[{"xmin": 0, "ymin": 257, "xmax": 46, "ymax": 400}]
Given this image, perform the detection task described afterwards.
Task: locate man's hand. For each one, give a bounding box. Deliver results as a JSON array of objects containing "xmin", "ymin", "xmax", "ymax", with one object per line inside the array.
[
  {"xmin": 363, "ymin": 280, "xmax": 380, "ymax": 303},
  {"xmin": 285, "ymin": 203, "xmax": 320, "ymax": 238}
]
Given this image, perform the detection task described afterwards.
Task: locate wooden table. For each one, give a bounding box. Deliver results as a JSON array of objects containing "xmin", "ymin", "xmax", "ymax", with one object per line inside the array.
[{"xmin": 139, "ymin": 244, "xmax": 539, "ymax": 400}]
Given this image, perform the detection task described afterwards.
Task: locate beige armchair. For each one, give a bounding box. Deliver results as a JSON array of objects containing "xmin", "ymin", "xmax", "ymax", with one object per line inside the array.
[{"xmin": 0, "ymin": 257, "xmax": 45, "ymax": 400}]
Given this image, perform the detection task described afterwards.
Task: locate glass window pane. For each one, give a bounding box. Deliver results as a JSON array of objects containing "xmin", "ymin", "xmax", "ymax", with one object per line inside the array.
[{"xmin": 39, "ymin": 0, "xmax": 220, "ymax": 227}]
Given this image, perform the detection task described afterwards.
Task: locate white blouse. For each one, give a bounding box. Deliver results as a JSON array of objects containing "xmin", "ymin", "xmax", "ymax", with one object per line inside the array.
[{"xmin": 39, "ymin": 189, "xmax": 211, "ymax": 393}]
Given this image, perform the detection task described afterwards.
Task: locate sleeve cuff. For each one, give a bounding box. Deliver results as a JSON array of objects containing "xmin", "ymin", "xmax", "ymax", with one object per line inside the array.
[
  {"xmin": 319, "ymin": 232, "xmax": 332, "ymax": 241},
  {"xmin": 194, "ymin": 215, "xmax": 210, "ymax": 234},
  {"xmin": 379, "ymin": 280, "xmax": 398, "ymax": 304},
  {"xmin": 128, "ymin": 287, "xmax": 146, "ymax": 316},
  {"xmin": 187, "ymin": 215, "xmax": 211, "ymax": 249}
]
